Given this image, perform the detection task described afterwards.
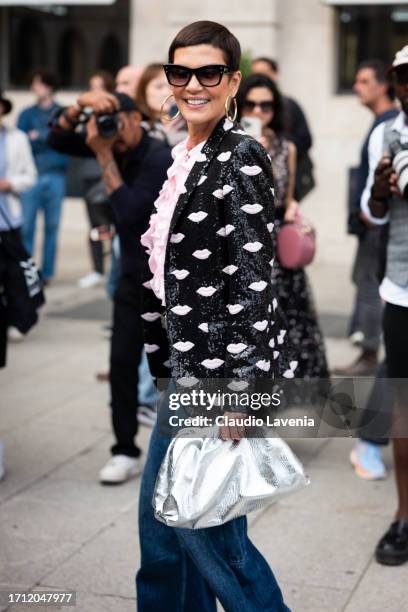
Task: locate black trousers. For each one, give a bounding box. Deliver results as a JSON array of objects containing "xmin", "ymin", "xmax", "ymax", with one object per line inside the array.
[
  {"xmin": 84, "ymin": 197, "xmax": 104, "ymax": 275},
  {"xmin": 383, "ymin": 302, "xmax": 408, "ymax": 378},
  {"xmin": 359, "ymin": 360, "xmax": 393, "ymax": 446},
  {"xmin": 383, "ymin": 302, "xmax": 408, "ymax": 407},
  {"xmin": 358, "ymin": 303, "xmax": 408, "ymax": 444},
  {"xmin": 110, "ymin": 274, "xmax": 143, "ymax": 458}
]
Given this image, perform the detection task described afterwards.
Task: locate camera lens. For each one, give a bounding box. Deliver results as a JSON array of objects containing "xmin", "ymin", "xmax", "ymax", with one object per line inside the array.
[
  {"xmin": 393, "ymin": 146, "xmax": 408, "ymax": 198},
  {"xmin": 96, "ymin": 114, "xmax": 118, "ymax": 139}
]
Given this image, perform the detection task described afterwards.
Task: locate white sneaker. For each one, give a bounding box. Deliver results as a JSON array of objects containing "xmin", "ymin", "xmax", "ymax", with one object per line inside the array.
[
  {"xmin": 137, "ymin": 405, "xmax": 157, "ymax": 428},
  {"xmin": 99, "ymin": 455, "xmax": 142, "ymax": 484},
  {"xmin": 0, "ymin": 441, "xmax": 5, "ymax": 482},
  {"xmin": 8, "ymin": 327, "xmax": 24, "ymax": 342},
  {"xmin": 349, "ymin": 331, "xmax": 364, "ymax": 347},
  {"xmin": 78, "ymin": 272, "xmax": 104, "ymax": 289}
]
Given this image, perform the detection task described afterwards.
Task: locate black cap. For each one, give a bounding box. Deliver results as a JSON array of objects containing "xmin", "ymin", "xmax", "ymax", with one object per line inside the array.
[
  {"xmin": 113, "ymin": 91, "xmax": 138, "ymax": 112},
  {"xmin": 0, "ymin": 91, "xmax": 12, "ymax": 115}
]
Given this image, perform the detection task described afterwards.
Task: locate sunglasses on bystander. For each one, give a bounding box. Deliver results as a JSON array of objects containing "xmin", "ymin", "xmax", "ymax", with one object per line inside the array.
[{"xmin": 243, "ymin": 100, "xmax": 275, "ymax": 113}]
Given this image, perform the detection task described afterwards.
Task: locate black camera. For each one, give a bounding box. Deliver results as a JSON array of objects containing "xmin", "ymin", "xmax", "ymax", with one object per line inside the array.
[
  {"xmin": 95, "ymin": 113, "xmax": 120, "ymax": 139},
  {"xmin": 390, "ymin": 140, "xmax": 408, "ymax": 199},
  {"xmin": 79, "ymin": 110, "xmax": 120, "ymax": 139}
]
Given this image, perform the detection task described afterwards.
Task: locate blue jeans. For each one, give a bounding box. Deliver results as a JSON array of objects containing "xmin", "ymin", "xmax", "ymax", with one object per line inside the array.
[
  {"xmin": 138, "ymin": 350, "xmax": 159, "ymax": 407},
  {"xmin": 136, "ymin": 393, "xmax": 290, "ymax": 612},
  {"xmin": 21, "ymin": 172, "xmax": 65, "ymax": 280}
]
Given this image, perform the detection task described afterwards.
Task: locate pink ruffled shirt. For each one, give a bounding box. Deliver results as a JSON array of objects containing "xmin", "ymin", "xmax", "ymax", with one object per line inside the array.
[{"xmin": 141, "ymin": 138, "xmax": 205, "ymax": 305}]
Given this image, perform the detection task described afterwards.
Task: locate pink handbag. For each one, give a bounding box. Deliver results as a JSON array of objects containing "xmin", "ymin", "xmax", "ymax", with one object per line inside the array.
[{"xmin": 276, "ymin": 213, "xmax": 316, "ymax": 269}]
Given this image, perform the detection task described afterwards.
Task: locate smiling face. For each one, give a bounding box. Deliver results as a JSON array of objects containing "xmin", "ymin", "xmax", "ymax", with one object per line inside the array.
[
  {"xmin": 241, "ymin": 86, "xmax": 274, "ymax": 129},
  {"xmin": 171, "ymin": 44, "xmax": 241, "ymax": 130}
]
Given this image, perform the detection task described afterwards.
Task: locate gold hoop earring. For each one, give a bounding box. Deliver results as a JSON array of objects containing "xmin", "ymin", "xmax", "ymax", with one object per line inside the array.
[
  {"xmin": 225, "ymin": 95, "xmax": 237, "ymax": 122},
  {"xmin": 160, "ymin": 93, "xmax": 181, "ymax": 123}
]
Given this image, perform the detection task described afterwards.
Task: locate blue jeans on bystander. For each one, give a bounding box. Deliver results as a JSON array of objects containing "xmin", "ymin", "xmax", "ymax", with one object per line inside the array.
[{"xmin": 21, "ymin": 172, "xmax": 65, "ymax": 280}]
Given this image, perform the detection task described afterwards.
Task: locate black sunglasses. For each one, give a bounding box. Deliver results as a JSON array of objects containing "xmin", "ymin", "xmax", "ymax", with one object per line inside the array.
[
  {"xmin": 243, "ymin": 100, "xmax": 275, "ymax": 113},
  {"xmin": 163, "ymin": 64, "xmax": 233, "ymax": 87}
]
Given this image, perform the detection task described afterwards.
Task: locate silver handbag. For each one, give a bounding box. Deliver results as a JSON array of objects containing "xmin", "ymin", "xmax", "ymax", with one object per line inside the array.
[{"xmin": 153, "ymin": 427, "xmax": 310, "ymax": 529}]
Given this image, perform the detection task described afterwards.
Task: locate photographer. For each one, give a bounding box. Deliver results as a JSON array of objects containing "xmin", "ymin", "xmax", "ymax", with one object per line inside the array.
[
  {"xmin": 48, "ymin": 90, "xmax": 172, "ymax": 484},
  {"xmin": 361, "ymin": 46, "xmax": 408, "ymax": 567}
]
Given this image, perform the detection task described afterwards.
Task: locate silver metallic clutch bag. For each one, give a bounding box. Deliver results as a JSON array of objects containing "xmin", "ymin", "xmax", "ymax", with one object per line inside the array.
[{"xmin": 153, "ymin": 428, "xmax": 310, "ymax": 529}]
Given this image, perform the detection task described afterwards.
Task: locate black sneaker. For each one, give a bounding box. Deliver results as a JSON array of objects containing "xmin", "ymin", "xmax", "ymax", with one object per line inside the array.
[{"xmin": 376, "ymin": 520, "xmax": 408, "ymax": 566}]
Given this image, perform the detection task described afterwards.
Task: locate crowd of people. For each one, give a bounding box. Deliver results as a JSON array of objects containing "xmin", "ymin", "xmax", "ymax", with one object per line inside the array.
[{"xmin": 1, "ymin": 17, "xmax": 408, "ymax": 611}]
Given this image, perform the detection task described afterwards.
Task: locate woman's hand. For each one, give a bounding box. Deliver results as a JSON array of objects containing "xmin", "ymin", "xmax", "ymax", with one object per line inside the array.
[
  {"xmin": 284, "ymin": 200, "xmax": 300, "ymax": 223},
  {"xmin": 219, "ymin": 411, "xmax": 247, "ymax": 441},
  {"xmin": 256, "ymin": 128, "xmax": 274, "ymax": 151}
]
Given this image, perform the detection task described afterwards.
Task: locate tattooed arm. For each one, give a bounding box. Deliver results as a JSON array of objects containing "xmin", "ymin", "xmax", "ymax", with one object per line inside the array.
[
  {"xmin": 85, "ymin": 115, "xmax": 123, "ymax": 194},
  {"xmin": 95, "ymin": 149, "xmax": 123, "ymax": 194}
]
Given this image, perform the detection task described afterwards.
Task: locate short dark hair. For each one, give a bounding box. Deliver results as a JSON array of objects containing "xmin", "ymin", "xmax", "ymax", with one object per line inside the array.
[
  {"xmin": 237, "ymin": 73, "xmax": 285, "ymax": 134},
  {"xmin": 252, "ymin": 57, "xmax": 279, "ymax": 74},
  {"xmin": 356, "ymin": 59, "xmax": 395, "ymax": 100},
  {"xmin": 31, "ymin": 68, "xmax": 59, "ymax": 92},
  {"xmin": 168, "ymin": 21, "xmax": 241, "ymax": 71}
]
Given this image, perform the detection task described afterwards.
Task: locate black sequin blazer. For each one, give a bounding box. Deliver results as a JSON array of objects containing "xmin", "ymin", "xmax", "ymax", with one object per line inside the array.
[{"xmin": 141, "ymin": 117, "xmax": 296, "ymax": 384}]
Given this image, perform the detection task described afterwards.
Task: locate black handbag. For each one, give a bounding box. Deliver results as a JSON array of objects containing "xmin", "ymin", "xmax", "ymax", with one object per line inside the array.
[{"xmin": 0, "ymin": 207, "xmax": 45, "ymax": 334}]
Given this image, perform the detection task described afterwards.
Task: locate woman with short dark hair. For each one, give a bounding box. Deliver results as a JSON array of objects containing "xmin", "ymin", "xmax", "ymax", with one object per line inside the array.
[{"xmin": 137, "ymin": 21, "xmax": 293, "ymax": 612}]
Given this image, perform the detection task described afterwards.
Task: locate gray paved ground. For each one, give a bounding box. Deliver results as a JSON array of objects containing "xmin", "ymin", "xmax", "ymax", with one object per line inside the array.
[{"xmin": 0, "ymin": 200, "xmax": 406, "ymax": 611}]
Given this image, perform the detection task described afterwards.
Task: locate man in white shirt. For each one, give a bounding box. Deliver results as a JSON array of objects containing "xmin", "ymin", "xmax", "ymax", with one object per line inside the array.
[{"xmin": 361, "ymin": 46, "xmax": 408, "ymax": 566}]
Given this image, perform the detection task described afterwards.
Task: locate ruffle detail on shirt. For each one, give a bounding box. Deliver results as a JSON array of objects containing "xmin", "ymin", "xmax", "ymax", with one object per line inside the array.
[{"xmin": 140, "ymin": 138, "xmax": 205, "ymax": 306}]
